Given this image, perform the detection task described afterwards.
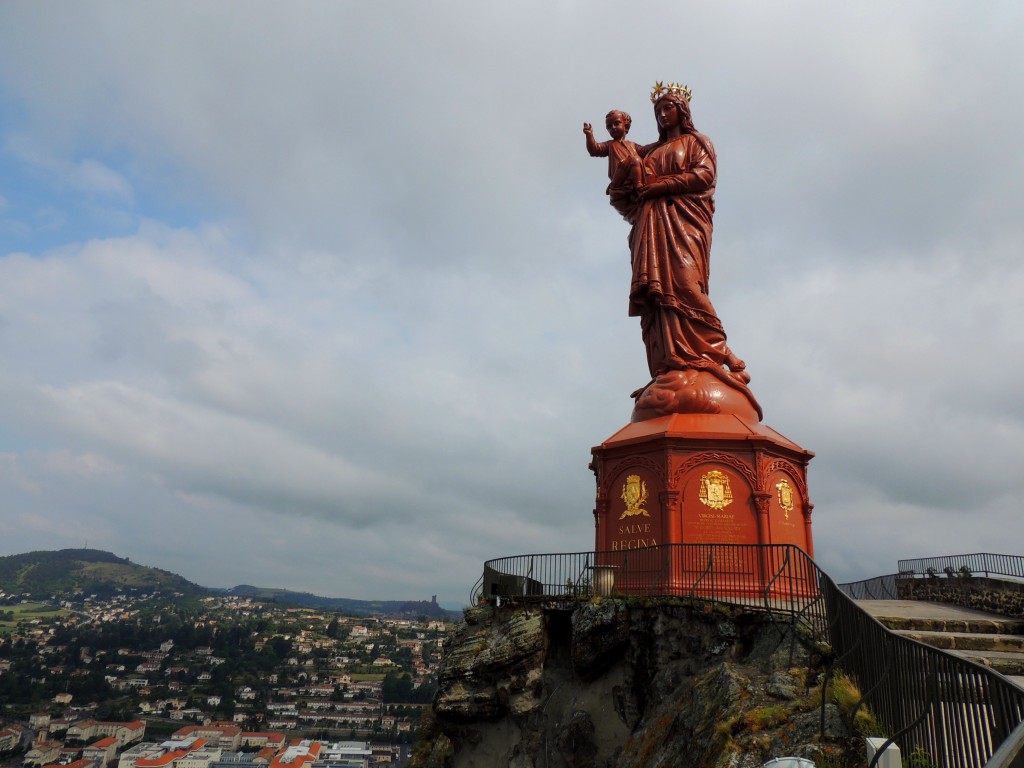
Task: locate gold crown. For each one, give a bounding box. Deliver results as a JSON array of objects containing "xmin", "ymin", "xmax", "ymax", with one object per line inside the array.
[{"xmin": 650, "ymin": 81, "xmax": 692, "ymax": 104}]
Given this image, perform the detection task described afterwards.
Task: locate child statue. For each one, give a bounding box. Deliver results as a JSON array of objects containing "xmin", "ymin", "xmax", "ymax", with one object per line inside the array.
[{"xmin": 583, "ymin": 110, "xmax": 650, "ymax": 222}]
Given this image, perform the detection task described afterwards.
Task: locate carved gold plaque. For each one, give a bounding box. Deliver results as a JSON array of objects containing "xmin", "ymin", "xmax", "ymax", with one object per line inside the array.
[
  {"xmin": 776, "ymin": 478, "xmax": 794, "ymax": 520},
  {"xmin": 619, "ymin": 474, "xmax": 650, "ymax": 520},
  {"xmin": 699, "ymin": 470, "xmax": 733, "ymax": 510}
]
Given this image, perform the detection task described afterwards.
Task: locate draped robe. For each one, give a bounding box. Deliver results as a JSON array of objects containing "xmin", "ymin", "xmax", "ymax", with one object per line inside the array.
[{"xmin": 628, "ymin": 132, "xmax": 733, "ymax": 379}]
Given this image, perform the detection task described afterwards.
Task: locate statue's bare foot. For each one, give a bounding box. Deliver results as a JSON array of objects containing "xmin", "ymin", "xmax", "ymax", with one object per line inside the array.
[
  {"xmin": 724, "ymin": 351, "xmax": 746, "ymax": 372},
  {"xmin": 722, "ymin": 351, "xmax": 747, "ymax": 379},
  {"xmin": 720, "ymin": 351, "xmax": 750, "ymax": 383},
  {"xmin": 630, "ymin": 378, "xmax": 657, "ymax": 400}
]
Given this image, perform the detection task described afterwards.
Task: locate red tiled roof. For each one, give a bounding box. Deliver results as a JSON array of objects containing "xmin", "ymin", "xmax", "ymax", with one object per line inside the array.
[
  {"xmin": 270, "ymin": 754, "xmax": 314, "ymax": 768},
  {"xmin": 176, "ymin": 725, "xmax": 239, "ymax": 739},
  {"xmin": 269, "ymin": 743, "xmax": 321, "ymax": 768},
  {"xmin": 135, "ymin": 754, "xmax": 179, "ymax": 767},
  {"xmin": 134, "ymin": 737, "xmax": 207, "ymax": 767}
]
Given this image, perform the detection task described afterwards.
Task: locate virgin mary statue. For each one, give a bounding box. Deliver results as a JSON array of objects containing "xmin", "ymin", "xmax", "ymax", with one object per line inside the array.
[{"xmin": 595, "ymin": 83, "xmax": 761, "ymax": 422}]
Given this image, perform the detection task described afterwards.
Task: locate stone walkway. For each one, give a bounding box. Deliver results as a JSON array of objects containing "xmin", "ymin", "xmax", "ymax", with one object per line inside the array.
[{"xmin": 858, "ymin": 599, "xmax": 1024, "ymax": 686}]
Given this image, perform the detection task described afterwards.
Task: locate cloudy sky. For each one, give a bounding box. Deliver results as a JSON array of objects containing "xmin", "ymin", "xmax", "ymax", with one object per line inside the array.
[{"xmin": 1, "ymin": 2, "xmax": 1022, "ymax": 604}]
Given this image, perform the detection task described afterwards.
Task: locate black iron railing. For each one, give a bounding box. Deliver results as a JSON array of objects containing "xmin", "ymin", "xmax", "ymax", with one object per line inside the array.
[
  {"xmin": 822, "ymin": 576, "xmax": 1024, "ymax": 768},
  {"xmin": 477, "ymin": 543, "xmax": 1024, "ymax": 768},
  {"xmin": 899, "ymin": 553, "xmax": 1024, "ymax": 581},
  {"xmin": 480, "ymin": 543, "xmax": 824, "ymax": 628},
  {"xmin": 837, "ymin": 573, "xmax": 901, "ymax": 600}
]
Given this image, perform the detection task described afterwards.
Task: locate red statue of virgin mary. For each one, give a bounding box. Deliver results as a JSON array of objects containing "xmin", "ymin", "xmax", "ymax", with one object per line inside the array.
[
  {"xmin": 586, "ymin": 83, "xmax": 814, "ymax": 564},
  {"xmin": 587, "ymin": 82, "xmax": 761, "ymax": 423}
]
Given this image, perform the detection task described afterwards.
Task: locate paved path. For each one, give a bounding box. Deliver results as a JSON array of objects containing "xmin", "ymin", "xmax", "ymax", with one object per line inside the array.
[
  {"xmin": 858, "ymin": 600, "xmax": 1019, "ymax": 623},
  {"xmin": 857, "ymin": 599, "xmax": 1024, "ymax": 686}
]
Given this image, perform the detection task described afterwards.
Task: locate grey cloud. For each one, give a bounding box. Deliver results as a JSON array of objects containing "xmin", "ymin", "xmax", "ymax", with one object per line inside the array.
[{"xmin": 1, "ymin": 2, "xmax": 1023, "ymax": 600}]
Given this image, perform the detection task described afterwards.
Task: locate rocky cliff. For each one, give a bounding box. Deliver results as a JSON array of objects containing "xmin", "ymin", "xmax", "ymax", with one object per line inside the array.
[{"xmin": 412, "ymin": 599, "xmax": 866, "ymax": 768}]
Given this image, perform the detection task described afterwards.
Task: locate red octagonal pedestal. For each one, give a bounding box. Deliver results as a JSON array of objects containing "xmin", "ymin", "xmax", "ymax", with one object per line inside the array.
[{"xmin": 590, "ymin": 413, "xmax": 814, "ymax": 595}]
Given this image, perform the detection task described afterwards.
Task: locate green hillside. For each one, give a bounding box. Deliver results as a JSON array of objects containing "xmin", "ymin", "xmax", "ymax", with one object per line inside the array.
[
  {"xmin": 0, "ymin": 549, "xmax": 203, "ymax": 599},
  {"xmin": 225, "ymin": 584, "xmax": 454, "ymax": 618},
  {"xmin": 0, "ymin": 549, "xmax": 457, "ymax": 617}
]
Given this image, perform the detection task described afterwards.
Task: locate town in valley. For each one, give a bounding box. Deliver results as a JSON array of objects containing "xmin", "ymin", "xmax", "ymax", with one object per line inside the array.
[{"xmin": 0, "ymin": 557, "xmax": 453, "ymax": 768}]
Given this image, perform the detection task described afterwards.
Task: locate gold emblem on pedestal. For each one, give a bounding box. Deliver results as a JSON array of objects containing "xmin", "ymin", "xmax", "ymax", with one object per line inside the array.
[
  {"xmin": 699, "ymin": 470, "xmax": 733, "ymax": 510},
  {"xmin": 619, "ymin": 474, "xmax": 650, "ymax": 520},
  {"xmin": 776, "ymin": 478, "xmax": 794, "ymax": 520}
]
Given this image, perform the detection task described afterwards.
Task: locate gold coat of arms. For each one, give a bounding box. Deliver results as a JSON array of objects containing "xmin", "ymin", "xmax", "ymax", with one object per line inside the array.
[
  {"xmin": 619, "ymin": 474, "xmax": 650, "ymax": 520},
  {"xmin": 699, "ymin": 469, "xmax": 733, "ymax": 510},
  {"xmin": 776, "ymin": 478, "xmax": 794, "ymax": 520}
]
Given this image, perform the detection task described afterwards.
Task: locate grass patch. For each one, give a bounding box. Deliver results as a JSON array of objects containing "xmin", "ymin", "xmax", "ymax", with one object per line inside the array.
[
  {"xmin": 905, "ymin": 746, "xmax": 938, "ymax": 768},
  {"xmin": 80, "ymin": 562, "xmax": 165, "ymax": 588},
  {"xmin": 348, "ymin": 673, "xmax": 386, "ymax": 681},
  {"xmin": 717, "ymin": 704, "xmax": 792, "ymax": 742},
  {"xmin": 829, "ymin": 671, "xmax": 880, "ymax": 736},
  {"xmin": 0, "ymin": 602, "xmax": 70, "ymax": 634},
  {"xmin": 741, "ymin": 704, "xmax": 790, "ymax": 732},
  {"xmin": 141, "ymin": 719, "xmax": 180, "ymax": 739}
]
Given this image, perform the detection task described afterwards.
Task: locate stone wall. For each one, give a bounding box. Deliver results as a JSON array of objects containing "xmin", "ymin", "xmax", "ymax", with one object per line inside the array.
[
  {"xmin": 898, "ymin": 575, "xmax": 1024, "ymax": 618},
  {"xmin": 412, "ymin": 600, "xmax": 864, "ymax": 768}
]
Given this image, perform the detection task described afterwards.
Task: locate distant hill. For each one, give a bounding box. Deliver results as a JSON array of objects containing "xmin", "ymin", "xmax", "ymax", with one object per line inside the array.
[
  {"xmin": 223, "ymin": 584, "xmax": 456, "ymax": 619},
  {"xmin": 0, "ymin": 549, "xmax": 459, "ymax": 618},
  {"xmin": 0, "ymin": 548, "xmax": 203, "ymax": 599}
]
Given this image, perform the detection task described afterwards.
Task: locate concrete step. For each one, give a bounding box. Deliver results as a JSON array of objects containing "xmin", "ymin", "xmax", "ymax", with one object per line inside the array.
[
  {"xmin": 895, "ymin": 629, "xmax": 1024, "ymax": 653},
  {"xmin": 858, "ymin": 600, "xmax": 1024, "ymax": 634},
  {"xmin": 879, "ymin": 616, "xmax": 1024, "ymax": 634},
  {"xmin": 857, "ymin": 599, "xmax": 1024, "ymax": 680},
  {"xmin": 945, "ymin": 649, "xmax": 1024, "ymax": 677}
]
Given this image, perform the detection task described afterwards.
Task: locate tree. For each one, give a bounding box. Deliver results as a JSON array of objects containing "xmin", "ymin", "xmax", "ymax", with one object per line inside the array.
[
  {"xmin": 382, "ymin": 672, "xmax": 414, "ymax": 703},
  {"xmin": 268, "ymin": 636, "xmax": 292, "ymax": 660},
  {"xmin": 394, "ymin": 647, "xmax": 414, "ymax": 668},
  {"xmin": 325, "ymin": 617, "xmax": 350, "ymax": 640}
]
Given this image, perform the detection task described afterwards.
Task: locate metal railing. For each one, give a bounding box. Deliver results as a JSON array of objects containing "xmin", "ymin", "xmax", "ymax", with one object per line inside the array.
[
  {"xmin": 899, "ymin": 553, "xmax": 1024, "ymax": 581},
  {"xmin": 822, "ymin": 576, "xmax": 1024, "ymax": 768},
  {"xmin": 477, "ymin": 543, "xmax": 1024, "ymax": 768},
  {"xmin": 837, "ymin": 573, "xmax": 901, "ymax": 600},
  {"xmin": 481, "ymin": 543, "xmax": 824, "ymax": 627}
]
